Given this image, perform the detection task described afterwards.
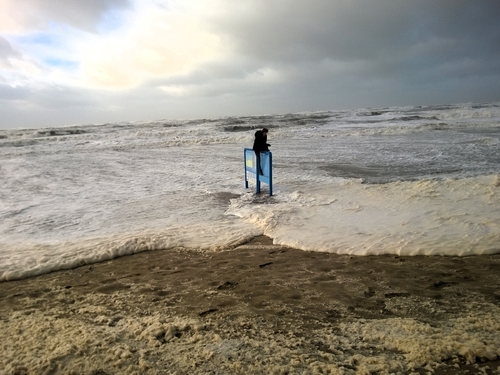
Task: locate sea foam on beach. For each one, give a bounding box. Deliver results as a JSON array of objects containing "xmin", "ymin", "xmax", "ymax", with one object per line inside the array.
[
  {"xmin": 3, "ymin": 308, "xmax": 500, "ymax": 374},
  {"xmin": 1, "ymin": 102, "xmax": 500, "ymax": 280},
  {"xmin": 2, "ymin": 265, "xmax": 500, "ymax": 375}
]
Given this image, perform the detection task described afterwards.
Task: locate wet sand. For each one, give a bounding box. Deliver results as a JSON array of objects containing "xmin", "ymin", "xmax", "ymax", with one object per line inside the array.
[{"xmin": 1, "ymin": 236, "xmax": 500, "ymax": 374}]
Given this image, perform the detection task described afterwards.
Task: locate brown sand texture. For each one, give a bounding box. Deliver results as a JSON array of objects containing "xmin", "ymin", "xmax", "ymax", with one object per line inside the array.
[{"xmin": 1, "ymin": 236, "xmax": 500, "ymax": 375}]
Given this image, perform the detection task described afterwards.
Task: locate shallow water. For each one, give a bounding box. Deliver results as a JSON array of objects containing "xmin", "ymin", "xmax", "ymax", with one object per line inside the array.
[{"xmin": 1, "ymin": 102, "xmax": 499, "ymax": 280}]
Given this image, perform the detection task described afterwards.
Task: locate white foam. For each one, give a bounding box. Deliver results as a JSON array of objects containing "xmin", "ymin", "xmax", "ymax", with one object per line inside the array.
[
  {"xmin": 1, "ymin": 102, "xmax": 500, "ymax": 280},
  {"xmin": 227, "ymin": 175, "xmax": 500, "ymax": 256},
  {"xmin": 0, "ymin": 219, "xmax": 260, "ymax": 281}
]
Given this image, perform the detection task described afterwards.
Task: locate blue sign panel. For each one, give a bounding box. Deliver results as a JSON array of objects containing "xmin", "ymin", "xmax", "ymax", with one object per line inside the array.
[{"xmin": 244, "ymin": 148, "xmax": 273, "ymax": 195}]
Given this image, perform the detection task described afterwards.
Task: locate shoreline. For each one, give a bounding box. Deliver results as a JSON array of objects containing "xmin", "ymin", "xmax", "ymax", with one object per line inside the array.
[{"xmin": 1, "ymin": 236, "xmax": 500, "ymax": 374}]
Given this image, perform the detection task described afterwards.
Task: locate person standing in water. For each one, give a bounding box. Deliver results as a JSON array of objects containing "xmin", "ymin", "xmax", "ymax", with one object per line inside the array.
[{"xmin": 253, "ymin": 128, "xmax": 270, "ymax": 175}]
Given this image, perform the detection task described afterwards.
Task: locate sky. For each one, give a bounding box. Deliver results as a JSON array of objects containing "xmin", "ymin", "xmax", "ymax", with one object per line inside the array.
[{"xmin": 1, "ymin": 0, "xmax": 500, "ymax": 129}]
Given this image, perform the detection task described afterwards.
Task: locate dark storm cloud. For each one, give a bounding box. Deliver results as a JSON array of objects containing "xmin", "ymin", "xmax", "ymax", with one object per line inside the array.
[
  {"xmin": 180, "ymin": 0, "xmax": 499, "ymax": 110},
  {"xmin": 210, "ymin": 0, "xmax": 500, "ymax": 74},
  {"xmin": 142, "ymin": 1, "xmax": 500, "ymax": 105}
]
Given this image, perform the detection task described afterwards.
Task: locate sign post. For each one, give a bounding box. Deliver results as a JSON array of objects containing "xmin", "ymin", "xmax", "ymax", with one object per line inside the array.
[{"xmin": 244, "ymin": 148, "xmax": 273, "ymax": 196}]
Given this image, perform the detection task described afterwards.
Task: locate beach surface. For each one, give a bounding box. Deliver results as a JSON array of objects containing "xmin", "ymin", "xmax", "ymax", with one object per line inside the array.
[{"xmin": 1, "ymin": 236, "xmax": 500, "ymax": 375}]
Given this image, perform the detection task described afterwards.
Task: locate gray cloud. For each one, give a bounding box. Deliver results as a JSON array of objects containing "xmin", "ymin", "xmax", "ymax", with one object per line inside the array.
[
  {"xmin": 0, "ymin": 83, "xmax": 122, "ymax": 128},
  {"xmin": 0, "ymin": 36, "xmax": 20, "ymax": 58},
  {"xmin": 0, "ymin": 36, "xmax": 21, "ymax": 67},
  {"xmin": 210, "ymin": 1, "xmax": 500, "ymax": 74},
  {"xmin": 0, "ymin": 83, "xmax": 30, "ymax": 101},
  {"xmin": 13, "ymin": 0, "xmax": 132, "ymax": 31},
  {"xmin": 1, "ymin": 0, "xmax": 500, "ymax": 129},
  {"xmin": 0, "ymin": 82, "xmax": 101, "ymax": 109},
  {"xmin": 171, "ymin": 0, "xmax": 500, "ymax": 110}
]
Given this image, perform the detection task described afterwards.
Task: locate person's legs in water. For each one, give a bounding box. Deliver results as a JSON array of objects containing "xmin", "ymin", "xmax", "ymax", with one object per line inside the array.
[{"xmin": 255, "ymin": 151, "xmax": 263, "ymax": 175}]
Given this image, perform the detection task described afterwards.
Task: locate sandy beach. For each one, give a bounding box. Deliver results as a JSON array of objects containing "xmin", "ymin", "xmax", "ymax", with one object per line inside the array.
[{"xmin": 1, "ymin": 236, "xmax": 500, "ymax": 375}]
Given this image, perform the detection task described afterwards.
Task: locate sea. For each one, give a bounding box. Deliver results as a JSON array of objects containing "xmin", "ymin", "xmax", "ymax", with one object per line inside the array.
[{"xmin": 1, "ymin": 102, "xmax": 499, "ymax": 281}]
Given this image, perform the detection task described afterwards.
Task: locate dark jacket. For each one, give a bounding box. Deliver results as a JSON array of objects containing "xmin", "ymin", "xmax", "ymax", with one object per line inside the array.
[{"xmin": 252, "ymin": 130, "xmax": 270, "ymax": 153}]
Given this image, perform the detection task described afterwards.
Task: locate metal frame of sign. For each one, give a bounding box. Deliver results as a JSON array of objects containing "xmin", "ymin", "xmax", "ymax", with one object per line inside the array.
[{"xmin": 244, "ymin": 148, "xmax": 273, "ymax": 196}]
